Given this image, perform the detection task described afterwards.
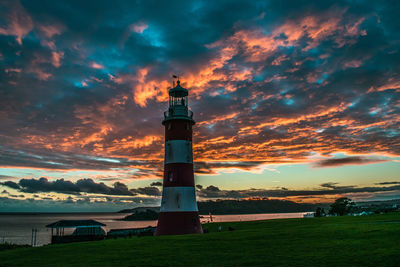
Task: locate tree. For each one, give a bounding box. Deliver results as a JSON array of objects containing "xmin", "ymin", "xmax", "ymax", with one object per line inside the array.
[
  {"xmin": 315, "ymin": 207, "xmax": 326, "ymax": 217},
  {"xmin": 329, "ymin": 197, "xmax": 354, "ymax": 216}
]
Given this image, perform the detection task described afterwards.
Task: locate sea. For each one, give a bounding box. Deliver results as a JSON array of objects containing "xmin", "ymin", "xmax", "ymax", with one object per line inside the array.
[{"xmin": 0, "ymin": 212, "xmax": 307, "ymax": 246}]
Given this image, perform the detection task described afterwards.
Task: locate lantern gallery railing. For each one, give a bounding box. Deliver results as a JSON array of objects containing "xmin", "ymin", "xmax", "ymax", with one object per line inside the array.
[{"xmin": 164, "ymin": 109, "xmax": 193, "ymax": 119}]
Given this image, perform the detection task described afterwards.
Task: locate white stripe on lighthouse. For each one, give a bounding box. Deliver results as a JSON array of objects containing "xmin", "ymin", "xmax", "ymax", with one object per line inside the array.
[
  {"xmin": 160, "ymin": 187, "xmax": 198, "ymax": 212},
  {"xmin": 165, "ymin": 140, "xmax": 193, "ymax": 164}
]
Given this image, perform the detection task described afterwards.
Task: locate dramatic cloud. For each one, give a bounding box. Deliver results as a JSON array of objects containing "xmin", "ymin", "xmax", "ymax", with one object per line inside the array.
[
  {"xmin": 1, "ymin": 177, "xmax": 400, "ymax": 211},
  {"xmin": 319, "ymin": 182, "xmax": 354, "ymax": 190},
  {"xmin": 314, "ymin": 156, "xmax": 388, "ymax": 168},
  {"xmin": 0, "ymin": 1, "xmax": 33, "ymax": 45},
  {"xmin": 1, "ymin": 177, "xmax": 162, "ymax": 197},
  {"xmin": 1, "ymin": 181, "xmax": 20, "ymax": 190},
  {"xmin": 1, "ymin": 0, "xmax": 398, "ymax": 174},
  {"xmin": 2, "ymin": 177, "xmax": 131, "ymax": 195},
  {"xmin": 375, "ymin": 181, "xmax": 400, "ymax": 185},
  {"xmin": 3, "ymin": 177, "xmax": 399, "ymax": 201},
  {"xmin": 0, "ymin": 195, "xmax": 160, "ymax": 212},
  {"xmin": 131, "ymin": 186, "xmax": 161, "ymax": 196}
]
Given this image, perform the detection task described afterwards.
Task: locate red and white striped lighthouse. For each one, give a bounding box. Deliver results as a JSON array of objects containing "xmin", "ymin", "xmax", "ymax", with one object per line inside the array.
[{"xmin": 155, "ymin": 79, "xmax": 203, "ymax": 236}]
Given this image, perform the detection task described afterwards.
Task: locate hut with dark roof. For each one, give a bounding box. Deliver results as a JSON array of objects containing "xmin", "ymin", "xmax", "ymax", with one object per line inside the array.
[{"xmin": 46, "ymin": 220, "xmax": 106, "ymax": 244}]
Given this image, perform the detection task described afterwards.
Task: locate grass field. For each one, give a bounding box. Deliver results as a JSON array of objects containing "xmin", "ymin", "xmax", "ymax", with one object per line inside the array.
[{"xmin": 0, "ymin": 213, "xmax": 399, "ymax": 266}]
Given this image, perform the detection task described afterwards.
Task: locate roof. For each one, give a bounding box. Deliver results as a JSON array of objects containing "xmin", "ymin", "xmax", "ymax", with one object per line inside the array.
[
  {"xmin": 46, "ymin": 219, "xmax": 106, "ymax": 228},
  {"xmin": 169, "ymin": 81, "xmax": 188, "ymax": 97}
]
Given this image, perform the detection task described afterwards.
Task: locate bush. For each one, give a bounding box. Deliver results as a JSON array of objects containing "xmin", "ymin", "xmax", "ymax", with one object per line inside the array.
[{"xmin": 329, "ymin": 197, "xmax": 354, "ymax": 216}]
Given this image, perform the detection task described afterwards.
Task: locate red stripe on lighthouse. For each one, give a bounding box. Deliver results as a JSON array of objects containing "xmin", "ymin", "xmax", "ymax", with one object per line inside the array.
[
  {"xmin": 163, "ymin": 163, "xmax": 194, "ymax": 187},
  {"xmin": 155, "ymin": 212, "xmax": 203, "ymax": 235},
  {"xmin": 165, "ymin": 120, "xmax": 193, "ymax": 141}
]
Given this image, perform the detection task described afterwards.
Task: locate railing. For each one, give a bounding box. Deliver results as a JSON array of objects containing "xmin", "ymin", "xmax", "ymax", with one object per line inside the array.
[{"xmin": 164, "ymin": 109, "xmax": 193, "ymax": 119}]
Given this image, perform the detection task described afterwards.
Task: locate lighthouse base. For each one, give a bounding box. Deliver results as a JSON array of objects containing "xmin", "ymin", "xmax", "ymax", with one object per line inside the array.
[{"xmin": 155, "ymin": 211, "xmax": 203, "ymax": 236}]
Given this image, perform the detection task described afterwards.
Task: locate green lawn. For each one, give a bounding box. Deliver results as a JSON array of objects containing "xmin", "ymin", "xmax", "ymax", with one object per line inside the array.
[{"xmin": 1, "ymin": 213, "xmax": 399, "ymax": 266}]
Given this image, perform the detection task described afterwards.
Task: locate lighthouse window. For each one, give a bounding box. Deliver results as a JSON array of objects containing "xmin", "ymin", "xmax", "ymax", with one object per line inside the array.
[
  {"xmin": 186, "ymin": 123, "xmax": 189, "ymax": 130},
  {"xmin": 168, "ymin": 123, "xmax": 171, "ymax": 130},
  {"xmin": 168, "ymin": 172, "xmax": 173, "ymax": 182}
]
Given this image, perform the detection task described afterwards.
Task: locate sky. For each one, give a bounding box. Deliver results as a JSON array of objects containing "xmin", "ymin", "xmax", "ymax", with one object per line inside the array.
[{"xmin": 0, "ymin": 0, "xmax": 399, "ymax": 212}]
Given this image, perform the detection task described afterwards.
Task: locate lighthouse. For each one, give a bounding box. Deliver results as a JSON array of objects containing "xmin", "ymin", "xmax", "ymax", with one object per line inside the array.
[{"xmin": 155, "ymin": 79, "xmax": 203, "ymax": 235}]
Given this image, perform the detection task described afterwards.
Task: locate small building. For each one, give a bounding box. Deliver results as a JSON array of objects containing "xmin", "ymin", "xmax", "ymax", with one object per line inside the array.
[
  {"xmin": 107, "ymin": 226, "xmax": 156, "ymax": 238},
  {"xmin": 303, "ymin": 212, "xmax": 315, "ymax": 218},
  {"xmin": 46, "ymin": 220, "xmax": 106, "ymax": 244}
]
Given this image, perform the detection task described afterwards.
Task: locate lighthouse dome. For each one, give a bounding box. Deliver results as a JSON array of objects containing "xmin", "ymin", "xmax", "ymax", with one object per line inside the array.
[{"xmin": 169, "ymin": 80, "xmax": 188, "ymax": 97}]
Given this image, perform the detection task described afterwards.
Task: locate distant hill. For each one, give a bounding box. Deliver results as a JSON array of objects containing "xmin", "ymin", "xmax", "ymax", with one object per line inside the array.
[
  {"xmin": 119, "ymin": 199, "xmax": 325, "ymax": 219},
  {"xmin": 197, "ymin": 199, "xmax": 321, "ymax": 215},
  {"xmin": 122, "ymin": 209, "xmax": 159, "ymax": 221},
  {"xmin": 355, "ymin": 199, "xmax": 400, "ymax": 206},
  {"xmin": 118, "ymin": 206, "xmax": 159, "ymax": 213}
]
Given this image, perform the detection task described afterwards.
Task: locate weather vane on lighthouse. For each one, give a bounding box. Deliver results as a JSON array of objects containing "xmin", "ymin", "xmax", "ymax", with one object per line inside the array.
[{"xmin": 155, "ymin": 76, "xmax": 203, "ymax": 235}]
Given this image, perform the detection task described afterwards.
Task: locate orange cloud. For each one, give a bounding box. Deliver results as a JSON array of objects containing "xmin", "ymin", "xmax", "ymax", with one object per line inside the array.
[
  {"xmin": 197, "ymin": 112, "xmax": 240, "ymax": 127},
  {"xmin": 368, "ymin": 79, "xmax": 400, "ymax": 93},
  {"xmin": 133, "ymin": 68, "xmax": 170, "ymax": 107},
  {"xmin": 0, "ymin": 1, "xmax": 33, "ymax": 45},
  {"xmin": 5, "ymin": 68, "xmax": 21, "ymax": 73},
  {"xmin": 91, "ymin": 62, "xmax": 104, "ymax": 69},
  {"xmin": 115, "ymin": 10, "xmax": 366, "ymax": 108},
  {"xmin": 37, "ymin": 24, "xmax": 64, "ymax": 38},
  {"xmin": 238, "ymin": 102, "xmax": 350, "ymax": 136},
  {"xmin": 343, "ymin": 60, "xmax": 363, "ymax": 69},
  {"xmin": 131, "ymin": 22, "xmax": 148, "ymax": 34},
  {"xmin": 51, "ymin": 51, "xmax": 64, "ymax": 68},
  {"xmin": 2, "ymin": 6, "xmax": 394, "ymax": 180},
  {"xmin": 107, "ymin": 135, "xmax": 162, "ymax": 152}
]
